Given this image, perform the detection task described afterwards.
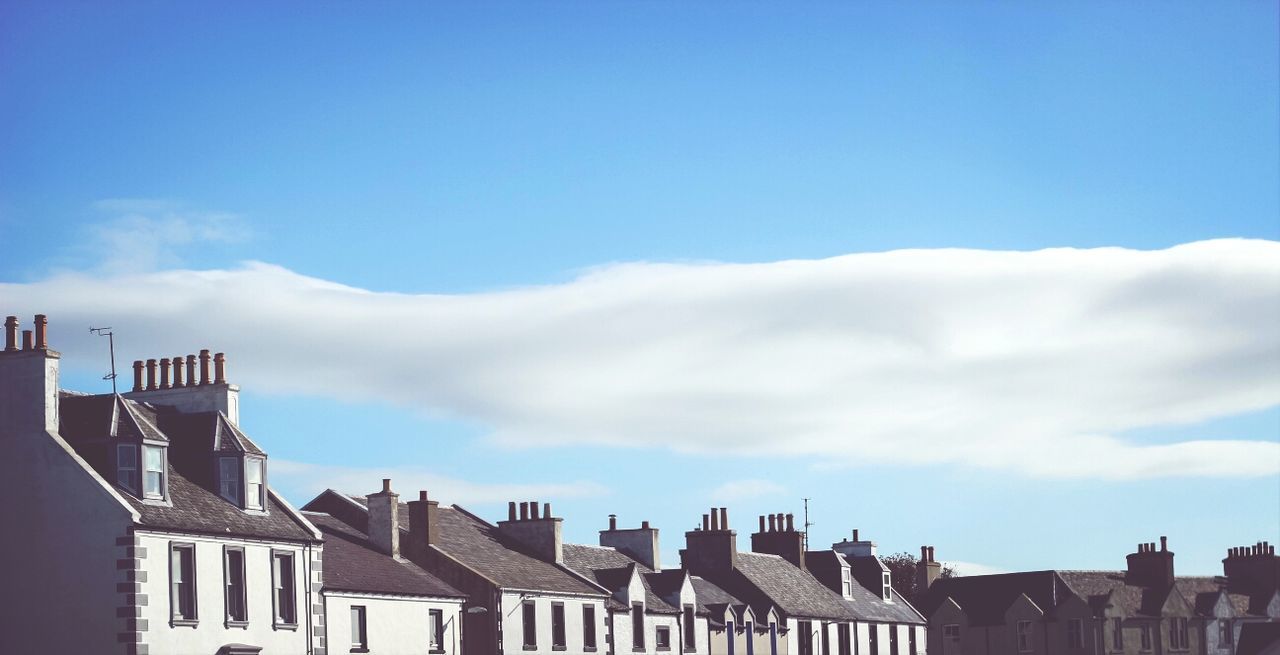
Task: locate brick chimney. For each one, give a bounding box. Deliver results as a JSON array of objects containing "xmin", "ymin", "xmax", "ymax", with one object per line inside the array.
[
  {"xmin": 405, "ymin": 490, "xmax": 440, "ymax": 562},
  {"xmin": 681, "ymin": 507, "xmax": 738, "ymax": 575},
  {"xmin": 832, "ymin": 528, "xmax": 878, "ymax": 558},
  {"xmin": 751, "ymin": 511, "xmax": 806, "ymax": 570},
  {"xmin": 0, "ymin": 314, "xmax": 61, "ymax": 436},
  {"xmin": 1223, "ymin": 541, "xmax": 1279, "ymax": 596},
  {"xmin": 125, "ymin": 349, "xmax": 241, "ymax": 424},
  {"xmin": 601, "ymin": 515, "xmax": 662, "ymax": 570},
  {"xmin": 916, "ymin": 545, "xmax": 942, "ymax": 592},
  {"xmin": 367, "ymin": 478, "xmax": 400, "ymax": 557},
  {"xmin": 497, "ymin": 499, "xmax": 564, "ymax": 564},
  {"xmin": 1125, "ymin": 537, "xmax": 1175, "ymax": 590}
]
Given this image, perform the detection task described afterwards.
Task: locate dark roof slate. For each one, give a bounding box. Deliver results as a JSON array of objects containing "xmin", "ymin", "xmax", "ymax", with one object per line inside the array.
[
  {"xmin": 919, "ymin": 571, "xmax": 1070, "ymax": 626},
  {"xmin": 561, "ymin": 544, "xmax": 678, "ymax": 613},
  {"xmin": 305, "ymin": 512, "xmax": 465, "ymax": 599},
  {"xmin": 735, "ymin": 552, "xmax": 858, "ymax": 621}
]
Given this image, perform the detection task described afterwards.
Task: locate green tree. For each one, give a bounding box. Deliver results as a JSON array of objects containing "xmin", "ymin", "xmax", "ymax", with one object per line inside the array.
[{"xmin": 880, "ymin": 551, "xmax": 956, "ymax": 603}]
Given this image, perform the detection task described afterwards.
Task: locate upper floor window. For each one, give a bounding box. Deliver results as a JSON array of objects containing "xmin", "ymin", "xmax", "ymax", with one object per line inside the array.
[
  {"xmin": 271, "ymin": 551, "xmax": 296, "ymax": 627},
  {"xmin": 552, "ymin": 602, "xmax": 566, "ymax": 650},
  {"xmin": 219, "ymin": 457, "xmax": 242, "ymax": 505},
  {"xmin": 1169, "ymin": 618, "xmax": 1189, "ymax": 651},
  {"xmin": 842, "ymin": 568, "xmax": 853, "ymax": 598},
  {"xmin": 224, "ymin": 546, "xmax": 247, "ymax": 624},
  {"xmin": 1218, "ymin": 620, "xmax": 1232, "ymax": 646},
  {"xmin": 584, "ymin": 604, "xmax": 598, "ymax": 650},
  {"xmin": 143, "ymin": 444, "xmax": 166, "ymax": 499},
  {"xmin": 684, "ymin": 605, "xmax": 697, "ymax": 650},
  {"xmin": 1067, "ymin": 619, "xmax": 1084, "ymax": 649},
  {"xmin": 245, "ymin": 457, "xmax": 264, "ymax": 510},
  {"xmin": 882, "ymin": 572, "xmax": 893, "ymax": 600},
  {"xmin": 523, "ymin": 600, "xmax": 537, "ymax": 648},
  {"xmin": 658, "ymin": 625, "xmax": 673, "ymax": 652},
  {"xmin": 219, "ymin": 456, "xmax": 267, "ymax": 510},
  {"xmin": 889, "ymin": 623, "xmax": 899, "ymax": 655},
  {"xmin": 868, "ymin": 623, "xmax": 878, "ymax": 655},
  {"xmin": 728, "ymin": 620, "xmax": 738, "ymax": 655},
  {"xmin": 632, "ymin": 604, "xmax": 645, "ymax": 650},
  {"xmin": 1139, "ymin": 624, "xmax": 1152, "ymax": 652},
  {"xmin": 430, "ymin": 608, "xmax": 445, "ymax": 653},
  {"xmin": 170, "ymin": 542, "xmax": 197, "ymax": 625},
  {"xmin": 117, "ymin": 444, "xmax": 138, "ymax": 493},
  {"xmin": 1016, "ymin": 621, "xmax": 1033, "ymax": 653},
  {"xmin": 1112, "ymin": 618, "xmax": 1123, "ymax": 651},
  {"xmin": 351, "ymin": 605, "xmax": 368, "ymax": 651}
]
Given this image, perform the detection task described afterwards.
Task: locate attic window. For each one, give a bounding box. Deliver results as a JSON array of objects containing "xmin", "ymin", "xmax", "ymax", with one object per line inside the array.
[
  {"xmin": 219, "ymin": 456, "xmax": 267, "ymax": 511},
  {"xmin": 882, "ymin": 572, "xmax": 892, "ymax": 600},
  {"xmin": 219, "ymin": 457, "xmax": 242, "ymax": 505},
  {"xmin": 117, "ymin": 444, "xmax": 138, "ymax": 493},
  {"xmin": 245, "ymin": 457, "xmax": 264, "ymax": 510},
  {"xmin": 842, "ymin": 568, "xmax": 853, "ymax": 598},
  {"xmin": 143, "ymin": 445, "xmax": 166, "ymax": 500}
]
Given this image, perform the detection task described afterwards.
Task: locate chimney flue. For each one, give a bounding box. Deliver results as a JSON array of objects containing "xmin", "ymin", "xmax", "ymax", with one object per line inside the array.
[
  {"xmin": 3, "ymin": 316, "xmax": 17, "ymax": 351},
  {"xmin": 381, "ymin": 478, "xmax": 392, "ymax": 493},
  {"xmin": 759, "ymin": 515, "xmax": 766, "ymax": 533},
  {"xmin": 132, "ymin": 360, "xmax": 144, "ymax": 392},
  {"xmin": 852, "ymin": 529, "xmax": 859, "ymax": 542},
  {"xmin": 609, "ymin": 514, "xmax": 617, "ymax": 530},
  {"xmin": 171, "ymin": 357, "xmax": 184, "ymax": 387},
  {"xmin": 1160, "ymin": 536, "xmax": 1168, "ymax": 552},
  {"xmin": 214, "ymin": 352, "xmax": 226, "ymax": 384},
  {"xmin": 768, "ymin": 514, "xmax": 777, "ymax": 532},
  {"xmin": 22, "ymin": 330, "xmax": 32, "ymax": 350},
  {"xmin": 702, "ymin": 513, "xmax": 710, "ymax": 531},
  {"xmin": 921, "ymin": 545, "xmax": 929, "ymax": 561},
  {"xmin": 720, "ymin": 507, "xmax": 729, "ymax": 530},
  {"xmin": 543, "ymin": 502, "xmax": 551, "ymax": 519},
  {"xmin": 530, "ymin": 501, "xmax": 540, "ymax": 520},
  {"xmin": 509, "ymin": 502, "xmax": 518, "ymax": 521},
  {"xmin": 159, "ymin": 358, "xmax": 171, "ymax": 389},
  {"xmin": 520, "ymin": 502, "xmax": 529, "ymax": 520},
  {"xmin": 145, "ymin": 359, "xmax": 157, "ymax": 390},
  {"xmin": 186, "ymin": 355, "xmax": 197, "ymax": 386},
  {"xmin": 786, "ymin": 513, "xmax": 794, "ymax": 532},
  {"xmin": 33, "ymin": 314, "xmax": 47, "ymax": 350},
  {"xmin": 199, "ymin": 349, "xmax": 211, "ymax": 385},
  {"xmin": 642, "ymin": 520, "xmax": 650, "ymax": 529},
  {"xmin": 710, "ymin": 508, "xmax": 720, "ymax": 531}
]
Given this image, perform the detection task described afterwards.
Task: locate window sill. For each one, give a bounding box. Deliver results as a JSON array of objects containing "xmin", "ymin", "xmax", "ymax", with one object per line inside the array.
[
  {"xmin": 553, "ymin": 646, "xmax": 567, "ymax": 652},
  {"xmin": 350, "ymin": 648, "xmax": 370, "ymax": 654},
  {"xmin": 585, "ymin": 648, "xmax": 597, "ymax": 653},
  {"xmin": 225, "ymin": 620, "xmax": 250, "ymax": 629},
  {"xmin": 523, "ymin": 646, "xmax": 537, "ymax": 651},
  {"xmin": 170, "ymin": 618, "xmax": 199, "ymax": 628},
  {"xmin": 274, "ymin": 622, "xmax": 299, "ymax": 631}
]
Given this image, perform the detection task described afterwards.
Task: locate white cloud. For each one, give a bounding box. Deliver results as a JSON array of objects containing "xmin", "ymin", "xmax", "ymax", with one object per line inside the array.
[
  {"xmin": 270, "ymin": 460, "xmax": 608, "ymax": 505},
  {"xmin": 711, "ymin": 479, "xmax": 787, "ymax": 502},
  {"xmin": 944, "ymin": 561, "xmax": 1008, "ymax": 577},
  {"xmin": 4, "ymin": 239, "xmax": 1278, "ymax": 479},
  {"xmin": 76, "ymin": 198, "xmax": 251, "ymax": 274}
]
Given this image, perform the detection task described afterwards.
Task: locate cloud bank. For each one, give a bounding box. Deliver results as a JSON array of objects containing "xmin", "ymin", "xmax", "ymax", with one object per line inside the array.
[{"xmin": 5, "ymin": 239, "xmax": 1277, "ymax": 479}]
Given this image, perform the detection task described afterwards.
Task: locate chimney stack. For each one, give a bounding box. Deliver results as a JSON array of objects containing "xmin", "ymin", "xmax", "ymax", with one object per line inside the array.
[
  {"xmin": 132, "ymin": 360, "xmax": 144, "ymax": 392},
  {"xmin": 198, "ymin": 350, "xmax": 211, "ymax": 385},
  {"xmin": 751, "ymin": 509, "xmax": 806, "ymax": 570},
  {"xmin": 833, "ymin": 528, "xmax": 877, "ymax": 558},
  {"xmin": 171, "ymin": 357, "xmax": 184, "ymax": 387},
  {"xmin": 1126, "ymin": 537, "xmax": 1174, "ymax": 591},
  {"xmin": 681, "ymin": 507, "xmax": 738, "ymax": 575},
  {"xmin": 917, "ymin": 545, "xmax": 943, "ymax": 595},
  {"xmin": 601, "ymin": 515, "xmax": 662, "ymax": 570},
  {"xmin": 498, "ymin": 498, "xmax": 564, "ymax": 564},
  {"xmin": 145, "ymin": 359, "xmax": 157, "ymax": 390},
  {"xmin": 1223, "ymin": 539, "xmax": 1280, "ymax": 596},
  {"xmin": 33, "ymin": 314, "xmax": 47, "ymax": 350},
  {"xmin": 406, "ymin": 490, "xmax": 439, "ymax": 562},
  {"xmin": 214, "ymin": 352, "xmax": 226, "ymax": 384},
  {"xmin": 3, "ymin": 316, "xmax": 16, "ymax": 351},
  {"xmin": 367, "ymin": 478, "xmax": 400, "ymax": 557},
  {"xmin": 159, "ymin": 357, "xmax": 171, "ymax": 389}
]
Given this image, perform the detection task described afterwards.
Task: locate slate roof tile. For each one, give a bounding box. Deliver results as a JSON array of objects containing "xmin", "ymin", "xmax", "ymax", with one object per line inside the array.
[{"xmin": 306, "ymin": 512, "xmax": 465, "ymax": 598}]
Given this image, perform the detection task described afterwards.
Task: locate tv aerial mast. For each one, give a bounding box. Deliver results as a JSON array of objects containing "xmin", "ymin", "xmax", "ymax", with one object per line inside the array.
[{"xmin": 89, "ymin": 326, "xmax": 118, "ymax": 394}]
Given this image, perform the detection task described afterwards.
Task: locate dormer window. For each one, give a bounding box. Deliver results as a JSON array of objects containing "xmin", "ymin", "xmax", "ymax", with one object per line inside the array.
[
  {"xmin": 142, "ymin": 444, "xmax": 166, "ymax": 500},
  {"xmin": 219, "ymin": 455, "xmax": 266, "ymax": 511},
  {"xmin": 842, "ymin": 568, "xmax": 853, "ymax": 598},
  {"xmin": 882, "ymin": 572, "xmax": 892, "ymax": 600},
  {"xmin": 117, "ymin": 442, "xmax": 166, "ymax": 500},
  {"xmin": 117, "ymin": 444, "xmax": 138, "ymax": 493}
]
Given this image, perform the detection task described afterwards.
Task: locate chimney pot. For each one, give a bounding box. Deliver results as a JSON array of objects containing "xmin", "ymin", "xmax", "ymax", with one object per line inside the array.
[
  {"xmin": 419, "ymin": 490, "xmax": 429, "ymax": 502},
  {"xmin": 768, "ymin": 514, "xmax": 777, "ymax": 532},
  {"xmin": 171, "ymin": 357, "xmax": 184, "ymax": 387},
  {"xmin": 710, "ymin": 508, "xmax": 720, "ymax": 531},
  {"xmin": 921, "ymin": 546, "xmax": 929, "ymax": 561},
  {"xmin": 543, "ymin": 502, "xmax": 551, "ymax": 519},
  {"xmin": 608, "ymin": 514, "xmax": 617, "ymax": 530},
  {"xmin": 641, "ymin": 520, "xmax": 650, "ymax": 529},
  {"xmin": 132, "ymin": 360, "xmax": 144, "ymax": 392},
  {"xmin": 199, "ymin": 349, "xmax": 211, "ymax": 385},
  {"xmin": 530, "ymin": 501, "xmax": 540, "ymax": 520},
  {"xmin": 145, "ymin": 359, "xmax": 158, "ymax": 390},
  {"xmin": 759, "ymin": 515, "xmax": 766, "ymax": 533},
  {"xmin": 520, "ymin": 502, "xmax": 529, "ymax": 520},
  {"xmin": 786, "ymin": 513, "xmax": 794, "ymax": 532},
  {"xmin": 930, "ymin": 546, "xmax": 936, "ymax": 561},
  {"xmin": 381, "ymin": 478, "xmax": 392, "ymax": 493},
  {"xmin": 720, "ymin": 507, "xmax": 728, "ymax": 530},
  {"xmin": 214, "ymin": 352, "xmax": 226, "ymax": 384},
  {"xmin": 1160, "ymin": 536, "xmax": 1168, "ymax": 552},
  {"xmin": 702, "ymin": 513, "xmax": 710, "ymax": 531},
  {"xmin": 186, "ymin": 355, "xmax": 197, "ymax": 386},
  {"xmin": 508, "ymin": 502, "xmax": 517, "ymax": 521},
  {"xmin": 159, "ymin": 358, "xmax": 171, "ymax": 389},
  {"xmin": 33, "ymin": 314, "xmax": 47, "ymax": 350},
  {"xmin": 3, "ymin": 316, "xmax": 17, "ymax": 351},
  {"xmin": 22, "ymin": 329, "xmax": 32, "ymax": 350},
  {"xmin": 852, "ymin": 529, "xmax": 859, "ymax": 542}
]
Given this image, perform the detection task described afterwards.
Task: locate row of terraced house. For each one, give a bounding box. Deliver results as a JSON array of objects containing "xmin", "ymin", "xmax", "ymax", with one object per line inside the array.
[{"xmin": 1, "ymin": 314, "xmax": 1276, "ymax": 655}]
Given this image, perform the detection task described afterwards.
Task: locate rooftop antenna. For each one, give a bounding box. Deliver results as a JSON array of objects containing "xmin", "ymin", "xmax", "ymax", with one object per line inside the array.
[
  {"xmin": 802, "ymin": 497, "xmax": 814, "ymax": 552},
  {"xmin": 89, "ymin": 326, "xmax": 118, "ymax": 394}
]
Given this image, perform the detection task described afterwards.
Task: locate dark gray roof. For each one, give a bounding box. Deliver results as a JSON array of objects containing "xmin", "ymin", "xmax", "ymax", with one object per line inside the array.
[
  {"xmin": 346, "ymin": 495, "xmax": 606, "ymax": 597},
  {"xmin": 1058, "ymin": 571, "xmax": 1172, "ymax": 617},
  {"xmin": 1237, "ymin": 623, "xmax": 1280, "ymax": 655},
  {"xmin": 735, "ymin": 552, "xmax": 859, "ymax": 621},
  {"xmin": 918, "ymin": 570, "xmax": 1070, "ymax": 626},
  {"xmin": 809, "ymin": 552, "xmax": 925, "ymax": 624},
  {"xmin": 305, "ymin": 512, "xmax": 465, "ymax": 599},
  {"xmin": 562, "ymin": 544, "xmax": 678, "ymax": 613}
]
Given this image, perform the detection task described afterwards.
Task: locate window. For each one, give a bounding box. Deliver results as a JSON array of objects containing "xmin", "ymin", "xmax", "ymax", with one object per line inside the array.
[
  {"xmin": 117, "ymin": 444, "xmax": 138, "ymax": 493},
  {"xmin": 245, "ymin": 457, "xmax": 264, "ymax": 510},
  {"xmin": 909, "ymin": 626, "xmax": 917, "ymax": 655},
  {"xmin": 1170, "ymin": 618, "xmax": 1189, "ymax": 651},
  {"xmin": 1068, "ymin": 619, "xmax": 1084, "ymax": 649},
  {"xmin": 729, "ymin": 620, "xmax": 737, "ymax": 655},
  {"xmin": 224, "ymin": 547, "xmax": 247, "ymax": 624},
  {"xmin": 272, "ymin": 551, "xmax": 296, "ymax": 626},
  {"xmin": 552, "ymin": 602, "xmax": 566, "ymax": 650},
  {"xmin": 843, "ymin": 568, "xmax": 853, "ymax": 597},
  {"xmin": 523, "ymin": 600, "xmax": 537, "ymax": 649},
  {"xmin": 584, "ymin": 605, "xmax": 597, "ymax": 650},
  {"xmin": 1016, "ymin": 621, "xmax": 1033, "ymax": 653},
  {"xmin": 889, "ymin": 624, "xmax": 899, "ymax": 655},
  {"xmin": 943, "ymin": 624, "xmax": 961, "ymax": 655},
  {"xmin": 684, "ymin": 605, "xmax": 697, "ymax": 650},
  {"xmin": 746, "ymin": 622, "xmax": 755, "ymax": 655},
  {"xmin": 632, "ymin": 604, "xmax": 646, "ymax": 650},
  {"xmin": 170, "ymin": 543, "xmax": 197, "ymax": 624},
  {"xmin": 839, "ymin": 623, "xmax": 853, "ymax": 655},
  {"xmin": 1139, "ymin": 624, "xmax": 1152, "ymax": 652},
  {"xmin": 868, "ymin": 623, "xmax": 879, "ymax": 655},
  {"xmin": 1218, "ymin": 620, "xmax": 1232, "ymax": 646},
  {"xmin": 429, "ymin": 609, "xmax": 445, "ymax": 652},
  {"xmin": 658, "ymin": 625, "xmax": 672, "ymax": 651},
  {"xmin": 1112, "ymin": 618, "xmax": 1123, "ymax": 651},
  {"xmin": 822, "ymin": 622, "xmax": 831, "ymax": 655},
  {"xmin": 143, "ymin": 444, "xmax": 165, "ymax": 499},
  {"xmin": 351, "ymin": 605, "xmax": 368, "ymax": 651},
  {"xmin": 882, "ymin": 573, "xmax": 893, "ymax": 600},
  {"xmin": 219, "ymin": 457, "xmax": 242, "ymax": 505},
  {"xmin": 771, "ymin": 623, "xmax": 779, "ymax": 655}
]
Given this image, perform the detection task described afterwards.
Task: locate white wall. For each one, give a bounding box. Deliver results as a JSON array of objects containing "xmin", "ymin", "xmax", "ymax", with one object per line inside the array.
[
  {"xmin": 136, "ymin": 531, "xmax": 315, "ymax": 655},
  {"xmin": 500, "ymin": 591, "xmax": 608, "ymax": 655},
  {"xmin": 325, "ymin": 592, "xmax": 462, "ymax": 655}
]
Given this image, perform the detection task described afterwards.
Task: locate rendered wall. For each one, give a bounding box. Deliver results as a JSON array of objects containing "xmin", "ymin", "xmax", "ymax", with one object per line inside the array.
[
  {"xmin": 501, "ymin": 591, "xmax": 607, "ymax": 655},
  {"xmin": 325, "ymin": 592, "xmax": 462, "ymax": 655}
]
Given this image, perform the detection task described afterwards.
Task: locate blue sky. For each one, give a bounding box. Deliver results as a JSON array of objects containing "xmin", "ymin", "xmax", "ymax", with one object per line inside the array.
[{"xmin": 2, "ymin": 2, "xmax": 1277, "ymax": 576}]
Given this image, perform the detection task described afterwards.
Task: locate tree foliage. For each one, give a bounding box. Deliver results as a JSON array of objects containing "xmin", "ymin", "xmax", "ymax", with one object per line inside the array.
[{"xmin": 880, "ymin": 551, "xmax": 956, "ymax": 603}]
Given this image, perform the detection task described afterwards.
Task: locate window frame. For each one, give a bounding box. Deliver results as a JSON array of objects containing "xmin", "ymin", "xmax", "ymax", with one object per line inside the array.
[
  {"xmin": 1112, "ymin": 618, "xmax": 1123, "ymax": 651},
  {"xmin": 271, "ymin": 549, "xmax": 298, "ymax": 629},
  {"xmin": 522, "ymin": 599, "xmax": 538, "ymax": 650},
  {"xmin": 889, "ymin": 623, "xmax": 899, "ymax": 655},
  {"xmin": 223, "ymin": 545, "xmax": 248, "ymax": 626},
  {"xmin": 909, "ymin": 625, "xmax": 918, "ymax": 655},
  {"xmin": 1218, "ymin": 619, "xmax": 1232, "ymax": 646},
  {"xmin": 429, "ymin": 608, "xmax": 445, "ymax": 653},
  {"xmin": 1016, "ymin": 620, "xmax": 1034, "ymax": 653},
  {"xmin": 245, "ymin": 456, "xmax": 265, "ymax": 511},
  {"xmin": 1139, "ymin": 623, "xmax": 1152, "ymax": 652},
  {"xmin": 838, "ymin": 623, "xmax": 852, "ymax": 655},
  {"xmin": 771, "ymin": 622, "xmax": 780, "ymax": 655},
  {"xmin": 842, "ymin": 568, "xmax": 853, "ymax": 598},
  {"xmin": 350, "ymin": 604, "xmax": 368, "ymax": 652},
  {"xmin": 117, "ymin": 443, "xmax": 139, "ymax": 494},
  {"xmin": 219, "ymin": 456, "xmax": 243, "ymax": 506},
  {"xmin": 169, "ymin": 541, "xmax": 198, "ymax": 626},
  {"xmin": 658, "ymin": 624, "xmax": 673, "ymax": 652},
  {"xmin": 583, "ymin": 604, "xmax": 598, "ymax": 651},
  {"xmin": 684, "ymin": 605, "xmax": 697, "ymax": 650},
  {"xmin": 882, "ymin": 572, "xmax": 893, "ymax": 600},
  {"xmin": 632, "ymin": 603, "xmax": 646, "ymax": 651},
  {"xmin": 1067, "ymin": 618, "xmax": 1084, "ymax": 649},
  {"xmin": 142, "ymin": 443, "xmax": 166, "ymax": 500},
  {"xmin": 551, "ymin": 601, "xmax": 567, "ymax": 651},
  {"xmin": 728, "ymin": 620, "xmax": 738, "ymax": 655},
  {"xmin": 868, "ymin": 622, "xmax": 879, "ymax": 655},
  {"xmin": 944, "ymin": 623, "xmax": 961, "ymax": 655}
]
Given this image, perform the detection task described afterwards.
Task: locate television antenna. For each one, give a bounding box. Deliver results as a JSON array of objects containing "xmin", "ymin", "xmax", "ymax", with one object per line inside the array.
[
  {"xmin": 89, "ymin": 327, "xmax": 118, "ymax": 394},
  {"xmin": 803, "ymin": 497, "xmax": 814, "ymax": 551}
]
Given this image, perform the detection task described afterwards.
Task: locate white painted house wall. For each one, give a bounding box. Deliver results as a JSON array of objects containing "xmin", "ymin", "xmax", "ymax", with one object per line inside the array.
[
  {"xmin": 325, "ymin": 592, "xmax": 463, "ymax": 655},
  {"xmin": 501, "ymin": 591, "xmax": 608, "ymax": 655},
  {"xmin": 135, "ymin": 531, "xmax": 316, "ymax": 655}
]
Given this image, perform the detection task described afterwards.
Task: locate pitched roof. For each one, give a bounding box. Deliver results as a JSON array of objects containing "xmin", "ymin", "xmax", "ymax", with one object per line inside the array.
[
  {"xmin": 58, "ymin": 394, "xmax": 317, "ymax": 542},
  {"xmin": 690, "ymin": 575, "xmax": 745, "ymax": 625},
  {"xmin": 562, "ymin": 543, "xmax": 678, "ymax": 613},
  {"xmin": 734, "ymin": 552, "xmax": 859, "ymax": 621},
  {"xmin": 918, "ymin": 571, "xmax": 1070, "ymax": 626},
  {"xmin": 305, "ymin": 512, "xmax": 464, "ymax": 599},
  {"xmin": 346, "ymin": 495, "xmax": 606, "ymax": 597},
  {"xmin": 1236, "ymin": 623, "xmax": 1280, "ymax": 655}
]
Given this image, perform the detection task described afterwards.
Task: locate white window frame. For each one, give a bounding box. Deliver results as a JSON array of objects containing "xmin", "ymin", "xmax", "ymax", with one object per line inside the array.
[
  {"xmin": 842, "ymin": 568, "xmax": 853, "ymax": 598},
  {"xmin": 117, "ymin": 443, "xmax": 138, "ymax": 493},
  {"xmin": 271, "ymin": 550, "xmax": 297, "ymax": 627},
  {"xmin": 219, "ymin": 456, "xmax": 242, "ymax": 505},
  {"xmin": 351, "ymin": 605, "xmax": 368, "ymax": 650},
  {"xmin": 882, "ymin": 572, "xmax": 893, "ymax": 600},
  {"xmin": 245, "ymin": 456, "xmax": 265, "ymax": 510},
  {"xmin": 169, "ymin": 542, "xmax": 198, "ymax": 625},
  {"xmin": 429, "ymin": 608, "xmax": 445, "ymax": 652},
  {"xmin": 142, "ymin": 444, "xmax": 166, "ymax": 500},
  {"xmin": 223, "ymin": 546, "xmax": 248, "ymax": 625},
  {"xmin": 1016, "ymin": 620, "xmax": 1033, "ymax": 653}
]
